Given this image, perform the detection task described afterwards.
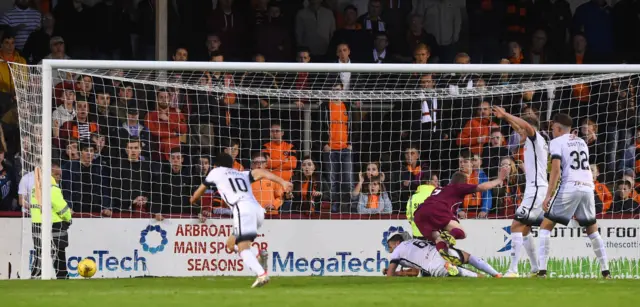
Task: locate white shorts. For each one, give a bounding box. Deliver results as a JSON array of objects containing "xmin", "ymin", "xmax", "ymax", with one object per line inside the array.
[
  {"xmin": 515, "ymin": 186, "xmax": 547, "ymax": 226},
  {"xmin": 545, "ymin": 187, "xmax": 596, "ymax": 226},
  {"xmin": 232, "ymin": 203, "xmax": 265, "ymax": 242}
]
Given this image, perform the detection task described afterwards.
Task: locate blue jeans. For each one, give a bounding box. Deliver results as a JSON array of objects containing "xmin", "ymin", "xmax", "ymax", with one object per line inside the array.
[{"xmin": 325, "ymin": 149, "xmax": 353, "ymax": 204}]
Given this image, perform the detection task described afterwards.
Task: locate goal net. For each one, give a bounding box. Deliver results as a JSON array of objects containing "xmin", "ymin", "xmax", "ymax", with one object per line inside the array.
[{"xmin": 7, "ymin": 61, "xmax": 640, "ymax": 279}]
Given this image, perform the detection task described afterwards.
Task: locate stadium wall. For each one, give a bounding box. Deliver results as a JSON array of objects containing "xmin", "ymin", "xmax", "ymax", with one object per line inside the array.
[{"xmin": 0, "ymin": 219, "xmax": 638, "ymax": 279}]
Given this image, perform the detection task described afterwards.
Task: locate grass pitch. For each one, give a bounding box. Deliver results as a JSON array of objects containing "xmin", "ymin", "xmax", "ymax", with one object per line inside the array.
[{"xmin": 2, "ymin": 277, "xmax": 638, "ymax": 307}]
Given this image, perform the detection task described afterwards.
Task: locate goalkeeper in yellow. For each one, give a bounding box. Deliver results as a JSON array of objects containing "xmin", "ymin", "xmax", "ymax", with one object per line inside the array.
[
  {"xmin": 406, "ymin": 172, "xmax": 438, "ymax": 239},
  {"xmin": 30, "ymin": 165, "xmax": 72, "ymax": 279}
]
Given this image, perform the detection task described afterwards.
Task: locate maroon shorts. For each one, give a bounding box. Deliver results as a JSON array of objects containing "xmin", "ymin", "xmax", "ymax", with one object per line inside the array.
[{"xmin": 414, "ymin": 204, "xmax": 456, "ymax": 240}]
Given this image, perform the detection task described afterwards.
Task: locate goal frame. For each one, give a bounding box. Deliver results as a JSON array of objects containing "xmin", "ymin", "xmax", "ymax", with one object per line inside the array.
[{"xmin": 38, "ymin": 60, "xmax": 639, "ymax": 279}]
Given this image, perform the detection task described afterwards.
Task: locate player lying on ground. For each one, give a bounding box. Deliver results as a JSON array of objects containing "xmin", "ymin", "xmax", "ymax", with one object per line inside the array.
[
  {"xmin": 538, "ymin": 113, "xmax": 610, "ymax": 279},
  {"xmin": 190, "ymin": 152, "xmax": 294, "ymax": 288},
  {"xmin": 384, "ymin": 232, "xmax": 502, "ymax": 278},
  {"xmin": 413, "ymin": 167, "xmax": 509, "ymax": 265},
  {"xmin": 492, "ymin": 106, "xmax": 546, "ymax": 277}
]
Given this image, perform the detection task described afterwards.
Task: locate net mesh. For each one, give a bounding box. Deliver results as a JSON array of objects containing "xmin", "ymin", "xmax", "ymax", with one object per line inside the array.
[{"xmin": 8, "ymin": 63, "xmax": 640, "ymax": 221}]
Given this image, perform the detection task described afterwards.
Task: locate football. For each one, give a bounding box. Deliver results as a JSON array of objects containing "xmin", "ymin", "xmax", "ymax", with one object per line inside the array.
[{"xmin": 77, "ymin": 258, "xmax": 97, "ymax": 278}]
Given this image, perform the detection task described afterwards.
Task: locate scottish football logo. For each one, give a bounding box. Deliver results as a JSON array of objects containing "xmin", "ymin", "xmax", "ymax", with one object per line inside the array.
[
  {"xmin": 381, "ymin": 226, "xmax": 406, "ymax": 252},
  {"xmin": 140, "ymin": 225, "xmax": 168, "ymax": 254},
  {"xmin": 497, "ymin": 226, "xmax": 512, "ymax": 252}
]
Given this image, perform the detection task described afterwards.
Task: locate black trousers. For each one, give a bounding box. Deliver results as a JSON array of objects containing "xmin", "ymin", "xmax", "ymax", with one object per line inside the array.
[{"xmin": 31, "ymin": 223, "xmax": 69, "ymax": 279}]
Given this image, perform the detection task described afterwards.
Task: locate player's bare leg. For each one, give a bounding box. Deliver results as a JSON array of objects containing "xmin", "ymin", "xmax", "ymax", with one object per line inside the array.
[
  {"xmin": 443, "ymin": 220, "xmax": 466, "ymax": 241},
  {"xmin": 536, "ymin": 218, "xmax": 555, "ymax": 278},
  {"xmin": 236, "ymin": 240, "xmax": 269, "ymax": 288},
  {"xmin": 506, "ymin": 222, "xmax": 538, "ymax": 277},
  {"xmin": 585, "ymin": 223, "xmax": 611, "ymax": 279}
]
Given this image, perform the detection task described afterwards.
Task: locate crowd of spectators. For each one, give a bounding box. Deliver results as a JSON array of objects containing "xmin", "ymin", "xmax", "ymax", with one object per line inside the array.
[{"xmin": 0, "ymin": 0, "xmax": 638, "ymax": 220}]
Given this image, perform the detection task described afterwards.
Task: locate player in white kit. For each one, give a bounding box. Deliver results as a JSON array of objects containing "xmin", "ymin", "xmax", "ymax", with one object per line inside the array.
[
  {"xmin": 385, "ymin": 232, "xmax": 502, "ymax": 278},
  {"xmin": 538, "ymin": 113, "xmax": 610, "ymax": 278},
  {"xmin": 492, "ymin": 106, "xmax": 546, "ymax": 277},
  {"xmin": 190, "ymin": 153, "xmax": 293, "ymax": 287}
]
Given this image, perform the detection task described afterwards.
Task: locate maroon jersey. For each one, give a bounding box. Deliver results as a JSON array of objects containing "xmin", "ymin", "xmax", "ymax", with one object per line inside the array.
[{"xmin": 421, "ymin": 183, "xmax": 478, "ymax": 214}]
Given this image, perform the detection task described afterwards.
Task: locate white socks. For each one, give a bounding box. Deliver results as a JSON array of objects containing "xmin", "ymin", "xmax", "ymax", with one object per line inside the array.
[
  {"xmin": 538, "ymin": 229, "xmax": 551, "ymax": 271},
  {"xmin": 523, "ymin": 233, "xmax": 539, "ymax": 272},
  {"xmin": 469, "ymin": 255, "xmax": 500, "ymax": 277},
  {"xmin": 240, "ymin": 249, "xmax": 265, "ymax": 276},
  {"xmin": 508, "ymin": 232, "xmax": 523, "ymax": 273},
  {"xmin": 588, "ymin": 232, "xmax": 609, "ymax": 271}
]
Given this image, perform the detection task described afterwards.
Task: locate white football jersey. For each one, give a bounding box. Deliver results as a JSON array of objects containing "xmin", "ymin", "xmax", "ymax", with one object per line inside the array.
[
  {"xmin": 389, "ymin": 239, "xmax": 439, "ymax": 271},
  {"xmin": 523, "ymin": 131, "xmax": 549, "ymax": 188},
  {"xmin": 204, "ymin": 167, "xmax": 256, "ymax": 206},
  {"xmin": 549, "ymin": 133, "xmax": 594, "ymax": 189}
]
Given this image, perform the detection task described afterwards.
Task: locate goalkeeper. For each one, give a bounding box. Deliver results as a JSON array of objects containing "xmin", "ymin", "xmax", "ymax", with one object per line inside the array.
[
  {"xmin": 406, "ymin": 172, "xmax": 438, "ymax": 239},
  {"xmin": 30, "ymin": 167, "xmax": 72, "ymax": 279}
]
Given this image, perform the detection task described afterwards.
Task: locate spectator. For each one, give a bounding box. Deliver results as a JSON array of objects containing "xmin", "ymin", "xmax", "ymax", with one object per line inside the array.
[
  {"xmin": 189, "ymin": 73, "xmax": 219, "ymax": 154},
  {"xmin": 75, "ymin": 75, "xmax": 94, "ymax": 104},
  {"xmin": 295, "ymin": 0, "xmax": 335, "ymax": 59},
  {"xmin": 53, "ymin": 0, "xmax": 93, "ymax": 58},
  {"xmin": 145, "ymin": 88, "xmax": 187, "ymax": 161},
  {"xmin": 573, "ymin": 0, "xmax": 613, "ymax": 59},
  {"xmin": 526, "ymin": 29, "xmax": 555, "ymax": 64},
  {"xmin": 251, "ymin": 152, "xmax": 284, "ymax": 215},
  {"xmin": 22, "ymin": 12, "xmax": 58, "ymax": 64},
  {"xmin": 358, "ymin": 0, "xmax": 386, "ymax": 34},
  {"xmin": 209, "ymin": 52, "xmax": 239, "ymax": 140},
  {"xmin": 290, "ymin": 155, "xmax": 329, "ymax": 213},
  {"xmin": 392, "ymin": 14, "xmax": 438, "ymax": 63},
  {"xmin": 61, "ymin": 142, "xmax": 111, "ymax": 216},
  {"xmin": 458, "ymin": 150, "xmax": 492, "ymax": 219},
  {"xmin": 60, "ymin": 138, "xmax": 79, "ymax": 164},
  {"xmin": 0, "ymin": 0, "xmax": 41, "ymax": 51},
  {"xmin": 507, "ymin": 40, "xmax": 525, "ymax": 64},
  {"xmin": 612, "ymin": 180, "xmax": 640, "ymax": 214},
  {"xmin": 206, "ymin": 0, "xmax": 247, "ymax": 60},
  {"xmin": 352, "ymin": 161, "xmax": 386, "ymax": 197},
  {"xmin": 365, "ymin": 32, "xmax": 389, "ymax": 63},
  {"xmin": 222, "ymin": 138, "xmax": 244, "ymax": 171},
  {"xmin": 113, "ymin": 138, "xmax": 155, "ymax": 212},
  {"xmin": 59, "ymin": 97, "xmax": 98, "ymax": 143},
  {"xmin": 153, "ymin": 148, "xmax": 197, "ymax": 220},
  {"xmin": 200, "ymin": 33, "xmax": 223, "ymax": 61},
  {"xmin": 482, "ymin": 128, "xmax": 510, "ymax": 179},
  {"xmin": 51, "ymin": 87, "xmax": 76, "ymax": 138},
  {"xmin": 412, "ymin": 0, "xmax": 463, "ymax": 63},
  {"xmin": 619, "ymin": 169, "xmax": 640, "ymax": 204},
  {"xmin": 565, "ymin": 32, "xmax": 594, "ymax": 64},
  {"xmin": 0, "ymin": 147, "xmax": 16, "ymax": 210},
  {"xmin": 592, "ymin": 164, "xmax": 613, "ymax": 214},
  {"xmin": 329, "ymin": 5, "xmax": 370, "ymax": 62},
  {"xmin": 112, "ymin": 82, "xmax": 140, "ymax": 122},
  {"xmin": 457, "ymin": 100, "xmax": 499, "ymax": 155},
  {"xmin": 613, "ymin": 0, "xmax": 640, "ymax": 63},
  {"xmin": 41, "ymin": 36, "xmax": 70, "ymax": 63},
  {"xmin": 334, "ymin": 43, "xmax": 358, "ymax": 90},
  {"xmin": 381, "ymin": 0, "xmax": 412, "ymax": 42},
  {"xmin": 392, "ymin": 144, "xmax": 429, "ymax": 211},
  {"xmin": 114, "ymin": 103, "xmax": 151, "ymax": 160},
  {"xmin": 580, "ymin": 118, "xmax": 606, "ymax": 166},
  {"xmin": 263, "ymin": 122, "xmax": 297, "ymax": 182},
  {"xmin": 503, "ymin": 0, "xmax": 534, "ymax": 43},
  {"xmin": 322, "ymin": 83, "xmax": 354, "ymax": 211},
  {"xmin": 93, "ymin": 89, "xmax": 116, "ymax": 136},
  {"xmin": 254, "ymin": 2, "xmax": 292, "ymax": 63},
  {"xmin": 492, "ymin": 156, "xmax": 523, "ymax": 214},
  {"xmin": 0, "ymin": 32, "xmax": 27, "ymax": 94},
  {"xmin": 357, "ymin": 175, "xmax": 392, "ymax": 214}
]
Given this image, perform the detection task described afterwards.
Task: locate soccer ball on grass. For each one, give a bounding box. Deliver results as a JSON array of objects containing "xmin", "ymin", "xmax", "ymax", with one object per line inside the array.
[{"xmin": 77, "ymin": 258, "xmax": 97, "ymax": 278}]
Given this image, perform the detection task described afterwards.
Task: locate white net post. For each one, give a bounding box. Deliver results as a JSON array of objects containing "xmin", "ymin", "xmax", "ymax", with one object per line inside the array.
[{"xmin": 40, "ymin": 62, "xmax": 53, "ymax": 280}]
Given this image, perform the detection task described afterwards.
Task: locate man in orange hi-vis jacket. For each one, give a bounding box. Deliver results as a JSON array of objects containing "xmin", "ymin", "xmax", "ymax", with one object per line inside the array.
[
  {"xmin": 457, "ymin": 101, "xmax": 498, "ymax": 155},
  {"xmin": 251, "ymin": 152, "xmax": 285, "ymax": 215},
  {"xmin": 591, "ymin": 165, "xmax": 613, "ymax": 214},
  {"xmin": 263, "ymin": 123, "xmax": 297, "ymax": 182}
]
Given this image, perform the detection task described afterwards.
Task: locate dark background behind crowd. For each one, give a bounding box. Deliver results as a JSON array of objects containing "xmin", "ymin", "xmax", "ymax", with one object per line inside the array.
[{"xmin": 0, "ymin": 0, "xmax": 638, "ymax": 220}]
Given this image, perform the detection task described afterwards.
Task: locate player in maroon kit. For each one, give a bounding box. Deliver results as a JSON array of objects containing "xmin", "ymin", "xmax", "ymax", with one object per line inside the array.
[{"xmin": 414, "ymin": 167, "xmax": 508, "ymax": 265}]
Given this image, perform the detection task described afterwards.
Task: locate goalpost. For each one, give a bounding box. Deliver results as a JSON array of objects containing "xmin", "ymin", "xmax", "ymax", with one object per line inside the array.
[{"xmin": 8, "ymin": 60, "xmax": 640, "ymax": 279}]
